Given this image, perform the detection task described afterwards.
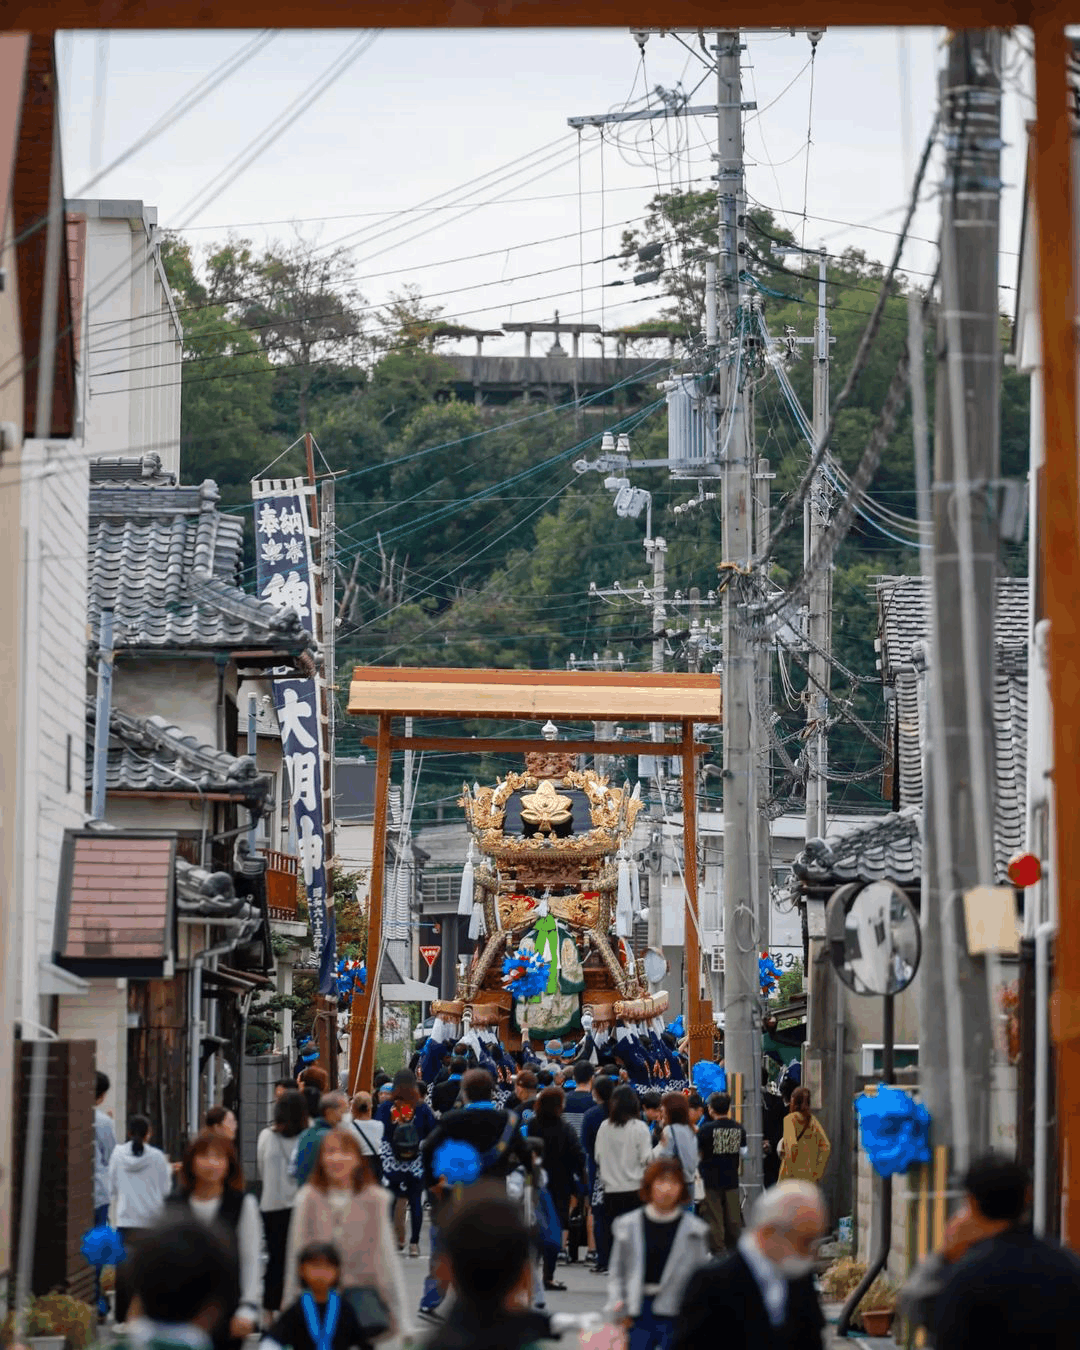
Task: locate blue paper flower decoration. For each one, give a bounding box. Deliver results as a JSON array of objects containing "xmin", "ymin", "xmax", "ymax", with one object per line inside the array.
[
  {"xmin": 334, "ymin": 958, "xmax": 366, "ymax": 1007},
  {"xmin": 81, "ymin": 1224, "xmax": 126, "ymax": 1268},
  {"xmin": 665, "ymin": 1016, "xmax": 685, "ymax": 1038},
  {"xmin": 691, "ymin": 1061, "xmax": 727, "ymax": 1097},
  {"xmin": 501, "ymin": 948, "xmax": 551, "ymax": 1002},
  {"xmin": 759, "ymin": 952, "xmax": 782, "ymax": 995},
  {"xmin": 432, "ymin": 1138, "xmax": 482, "ymax": 1185},
  {"xmin": 855, "ymin": 1084, "xmax": 931, "ymax": 1177}
]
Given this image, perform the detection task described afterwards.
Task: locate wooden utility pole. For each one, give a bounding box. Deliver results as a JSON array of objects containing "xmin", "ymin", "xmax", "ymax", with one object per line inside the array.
[{"xmin": 922, "ymin": 30, "xmax": 1002, "ymax": 1169}]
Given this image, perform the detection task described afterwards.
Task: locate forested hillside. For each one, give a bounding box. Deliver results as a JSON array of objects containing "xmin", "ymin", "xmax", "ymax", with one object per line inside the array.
[{"xmin": 163, "ymin": 196, "xmax": 1029, "ymax": 823}]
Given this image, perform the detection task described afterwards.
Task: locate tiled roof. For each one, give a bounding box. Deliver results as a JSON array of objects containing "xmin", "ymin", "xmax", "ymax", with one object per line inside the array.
[
  {"xmin": 88, "ymin": 474, "xmax": 313, "ymax": 655},
  {"xmin": 876, "ymin": 574, "xmax": 1028, "ymax": 882},
  {"xmin": 792, "ymin": 807, "xmax": 922, "ymax": 889},
  {"xmin": 90, "ymin": 453, "xmax": 176, "ymax": 486},
  {"xmin": 57, "ymin": 833, "xmax": 176, "ymax": 975},
  {"xmin": 87, "ymin": 698, "xmax": 273, "ymax": 806}
]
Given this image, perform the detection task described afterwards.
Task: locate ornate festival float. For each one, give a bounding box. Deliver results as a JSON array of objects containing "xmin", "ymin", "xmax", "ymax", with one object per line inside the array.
[{"xmin": 423, "ymin": 736, "xmax": 681, "ymax": 1082}]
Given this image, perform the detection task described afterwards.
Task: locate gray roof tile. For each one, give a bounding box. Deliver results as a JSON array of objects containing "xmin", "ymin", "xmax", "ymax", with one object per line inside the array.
[
  {"xmin": 89, "ymin": 453, "xmax": 177, "ymax": 486},
  {"xmin": 87, "ymin": 698, "xmax": 273, "ymax": 806},
  {"xmin": 792, "ymin": 808, "xmax": 922, "ymax": 888},
  {"xmin": 88, "ymin": 475, "xmax": 313, "ymax": 655},
  {"xmin": 876, "ymin": 574, "xmax": 1028, "ymax": 882}
]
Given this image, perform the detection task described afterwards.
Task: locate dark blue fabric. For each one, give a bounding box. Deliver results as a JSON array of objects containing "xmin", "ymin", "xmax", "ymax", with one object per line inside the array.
[{"xmin": 630, "ymin": 1295, "xmax": 676, "ymax": 1350}]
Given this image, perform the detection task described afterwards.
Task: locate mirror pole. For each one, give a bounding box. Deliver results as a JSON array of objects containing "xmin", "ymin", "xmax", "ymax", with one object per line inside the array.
[
  {"xmin": 883, "ymin": 991, "xmax": 895, "ymax": 1085},
  {"xmin": 837, "ymin": 991, "xmax": 896, "ymax": 1336}
]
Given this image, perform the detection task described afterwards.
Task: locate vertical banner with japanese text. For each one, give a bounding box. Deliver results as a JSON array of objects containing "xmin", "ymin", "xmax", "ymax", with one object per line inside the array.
[{"xmin": 253, "ymin": 479, "xmax": 335, "ymax": 995}]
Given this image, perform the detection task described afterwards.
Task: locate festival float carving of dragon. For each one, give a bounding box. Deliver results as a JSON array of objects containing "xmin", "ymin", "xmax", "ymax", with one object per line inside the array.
[{"xmin": 430, "ymin": 743, "xmax": 670, "ymax": 1052}]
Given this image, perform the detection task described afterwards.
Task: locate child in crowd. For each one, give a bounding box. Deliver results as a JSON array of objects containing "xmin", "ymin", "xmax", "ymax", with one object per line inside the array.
[
  {"xmin": 118, "ymin": 1218, "xmax": 235, "ymax": 1350},
  {"xmin": 263, "ymin": 1243, "xmax": 368, "ymax": 1350},
  {"xmin": 422, "ymin": 1189, "xmax": 550, "ymax": 1350}
]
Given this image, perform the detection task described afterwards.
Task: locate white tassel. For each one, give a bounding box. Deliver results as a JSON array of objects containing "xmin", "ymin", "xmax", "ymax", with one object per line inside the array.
[
  {"xmin": 468, "ymin": 898, "xmax": 486, "ymax": 941},
  {"xmin": 457, "ymin": 840, "xmax": 475, "ymax": 916},
  {"xmin": 630, "ymin": 855, "xmax": 641, "ymax": 915},
  {"xmin": 616, "ymin": 849, "xmax": 633, "ymax": 938}
]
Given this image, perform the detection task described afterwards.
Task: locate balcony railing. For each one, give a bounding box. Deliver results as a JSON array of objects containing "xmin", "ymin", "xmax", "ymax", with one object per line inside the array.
[{"xmin": 262, "ymin": 847, "xmax": 299, "ymax": 921}]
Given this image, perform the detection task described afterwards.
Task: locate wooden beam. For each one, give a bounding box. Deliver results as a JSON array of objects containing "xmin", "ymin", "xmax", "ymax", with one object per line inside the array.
[
  {"xmin": 347, "ymin": 668, "xmax": 721, "ymax": 723},
  {"xmin": 0, "ymin": 0, "xmax": 1042, "ymax": 32},
  {"xmin": 1032, "ymin": 15, "xmax": 1080, "ymax": 1251},
  {"xmin": 682, "ymin": 720, "xmax": 713, "ymax": 1067},
  {"xmin": 360, "ymin": 734, "xmax": 713, "ymax": 756},
  {"xmin": 349, "ymin": 713, "xmax": 392, "ymax": 1096}
]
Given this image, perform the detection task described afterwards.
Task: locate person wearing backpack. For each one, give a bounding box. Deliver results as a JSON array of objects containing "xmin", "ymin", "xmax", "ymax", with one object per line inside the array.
[
  {"xmin": 375, "ymin": 1069, "xmax": 436, "ymax": 1258},
  {"xmin": 417, "ymin": 1068, "xmax": 536, "ymax": 1320}
]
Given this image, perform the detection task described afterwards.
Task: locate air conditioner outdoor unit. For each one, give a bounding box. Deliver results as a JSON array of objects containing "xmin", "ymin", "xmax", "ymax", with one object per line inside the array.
[{"xmin": 709, "ymin": 947, "xmax": 724, "ymax": 974}]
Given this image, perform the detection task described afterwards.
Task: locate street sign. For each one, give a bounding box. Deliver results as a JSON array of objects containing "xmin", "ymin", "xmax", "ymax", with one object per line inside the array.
[{"xmin": 419, "ymin": 946, "xmax": 440, "ymax": 969}]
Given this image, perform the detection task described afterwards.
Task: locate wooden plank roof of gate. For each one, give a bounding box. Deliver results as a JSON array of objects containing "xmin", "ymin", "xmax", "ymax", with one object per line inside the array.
[{"xmin": 347, "ymin": 666, "xmax": 721, "ymax": 722}]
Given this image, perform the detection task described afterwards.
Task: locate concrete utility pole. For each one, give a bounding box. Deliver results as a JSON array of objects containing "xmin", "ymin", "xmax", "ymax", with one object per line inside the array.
[
  {"xmin": 922, "ymin": 29, "xmax": 1002, "ymax": 1168},
  {"xmin": 805, "ymin": 252, "xmax": 832, "ymax": 844},
  {"xmin": 714, "ymin": 27, "xmax": 764, "ymax": 1198}
]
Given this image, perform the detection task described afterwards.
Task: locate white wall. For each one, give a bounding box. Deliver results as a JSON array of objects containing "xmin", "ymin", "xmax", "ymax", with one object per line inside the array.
[
  {"xmin": 0, "ymin": 206, "xmax": 26, "ymax": 1292},
  {"xmin": 56, "ymin": 978, "xmax": 129, "ymax": 1135},
  {"xmin": 111, "ymin": 659, "xmax": 222, "ymax": 748},
  {"xmin": 70, "ymin": 202, "xmax": 182, "ymax": 475},
  {"xmin": 17, "ymin": 439, "xmax": 89, "ymax": 1027}
]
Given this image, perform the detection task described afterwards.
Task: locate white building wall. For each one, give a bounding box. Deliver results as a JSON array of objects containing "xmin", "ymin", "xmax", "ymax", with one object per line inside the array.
[
  {"xmin": 56, "ymin": 978, "xmax": 129, "ymax": 1134},
  {"xmin": 68, "ymin": 200, "xmax": 182, "ymax": 476},
  {"xmin": 111, "ymin": 659, "xmax": 222, "ymax": 749},
  {"xmin": 17, "ymin": 439, "xmax": 89, "ymax": 1027}
]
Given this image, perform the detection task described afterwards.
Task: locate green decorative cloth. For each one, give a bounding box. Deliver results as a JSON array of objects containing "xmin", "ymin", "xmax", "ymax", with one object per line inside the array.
[{"xmin": 533, "ymin": 915, "xmax": 561, "ymax": 995}]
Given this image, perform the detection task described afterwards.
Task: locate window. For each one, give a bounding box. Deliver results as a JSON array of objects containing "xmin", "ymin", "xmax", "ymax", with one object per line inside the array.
[{"xmin": 422, "ymin": 873, "xmax": 461, "ymax": 906}]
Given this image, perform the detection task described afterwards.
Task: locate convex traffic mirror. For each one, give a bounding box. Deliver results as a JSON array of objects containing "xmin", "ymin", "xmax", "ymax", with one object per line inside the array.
[{"xmin": 825, "ymin": 880, "xmax": 921, "ymax": 997}]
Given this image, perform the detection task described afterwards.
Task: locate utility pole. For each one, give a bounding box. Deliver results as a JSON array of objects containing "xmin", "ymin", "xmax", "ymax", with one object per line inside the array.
[
  {"xmin": 714, "ymin": 27, "xmax": 764, "ymax": 1198},
  {"xmin": 805, "ymin": 251, "xmax": 831, "ymax": 844},
  {"xmin": 922, "ymin": 30, "xmax": 1002, "ymax": 1169}
]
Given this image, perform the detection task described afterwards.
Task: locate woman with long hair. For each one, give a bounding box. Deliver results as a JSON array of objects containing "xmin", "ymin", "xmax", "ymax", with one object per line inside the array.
[
  {"xmin": 778, "ymin": 1086, "xmax": 831, "ymax": 1183},
  {"xmin": 594, "ymin": 1085, "xmax": 653, "ymax": 1230},
  {"xmin": 283, "ymin": 1128, "xmax": 411, "ymax": 1337},
  {"xmin": 172, "ymin": 1131, "xmax": 261, "ymax": 1348},
  {"xmin": 652, "ymin": 1092, "xmax": 698, "ymax": 1191},
  {"xmin": 109, "ymin": 1115, "xmax": 172, "ymax": 1324},
  {"xmin": 375, "ymin": 1068, "xmax": 436, "ymax": 1258},
  {"xmin": 526, "ymin": 1086, "xmax": 589, "ymax": 1291},
  {"xmin": 258, "ymin": 1088, "xmax": 309, "ymax": 1317},
  {"xmin": 606, "ymin": 1158, "xmax": 709, "ymax": 1350}
]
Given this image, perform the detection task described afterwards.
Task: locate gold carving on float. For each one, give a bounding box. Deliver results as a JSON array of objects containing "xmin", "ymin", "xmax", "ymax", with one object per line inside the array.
[
  {"xmin": 519, "ymin": 779, "xmax": 574, "ymax": 833},
  {"xmin": 524, "ymin": 748, "xmax": 577, "ymax": 779}
]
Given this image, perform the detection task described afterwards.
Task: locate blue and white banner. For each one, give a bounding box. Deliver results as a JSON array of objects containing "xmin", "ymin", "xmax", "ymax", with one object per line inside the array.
[{"xmin": 253, "ymin": 480, "xmax": 335, "ymax": 995}]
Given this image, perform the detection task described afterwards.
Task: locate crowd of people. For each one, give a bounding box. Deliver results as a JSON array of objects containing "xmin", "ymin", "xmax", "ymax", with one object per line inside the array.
[{"xmin": 90, "ymin": 1042, "xmax": 1080, "ymax": 1350}]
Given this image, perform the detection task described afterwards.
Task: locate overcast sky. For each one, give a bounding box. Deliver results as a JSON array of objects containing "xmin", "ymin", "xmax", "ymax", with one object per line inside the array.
[{"xmin": 58, "ymin": 27, "xmax": 1029, "ymax": 360}]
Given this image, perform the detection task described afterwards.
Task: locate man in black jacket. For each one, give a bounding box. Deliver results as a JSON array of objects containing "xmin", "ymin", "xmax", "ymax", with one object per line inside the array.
[
  {"xmin": 927, "ymin": 1154, "xmax": 1080, "ymax": 1350},
  {"xmin": 672, "ymin": 1180, "xmax": 826, "ymax": 1350},
  {"xmin": 418, "ymin": 1069, "xmax": 536, "ymax": 1318},
  {"xmin": 430, "ymin": 1057, "xmax": 468, "ymax": 1115}
]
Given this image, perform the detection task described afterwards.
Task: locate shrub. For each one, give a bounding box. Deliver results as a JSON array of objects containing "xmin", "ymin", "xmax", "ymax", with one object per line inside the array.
[
  {"xmin": 820, "ymin": 1256, "xmax": 867, "ymax": 1301},
  {"xmin": 2, "ymin": 1293, "xmax": 95, "ymax": 1349}
]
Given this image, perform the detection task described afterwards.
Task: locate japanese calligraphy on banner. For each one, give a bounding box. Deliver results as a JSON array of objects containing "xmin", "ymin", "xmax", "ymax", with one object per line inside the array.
[{"xmin": 253, "ymin": 481, "xmax": 335, "ymax": 996}]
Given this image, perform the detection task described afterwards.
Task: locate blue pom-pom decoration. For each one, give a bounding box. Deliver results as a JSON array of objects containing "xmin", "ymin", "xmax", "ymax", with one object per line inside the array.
[
  {"xmin": 334, "ymin": 958, "xmax": 366, "ymax": 1007},
  {"xmin": 855, "ymin": 1084, "xmax": 931, "ymax": 1177},
  {"xmin": 501, "ymin": 948, "xmax": 551, "ymax": 1002},
  {"xmin": 691, "ymin": 1061, "xmax": 727, "ymax": 1097},
  {"xmin": 665, "ymin": 1016, "xmax": 685, "ymax": 1038},
  {"xmin": 759, "ymin": 952, "xmax": 782, "ymax": 995},
  {"xmin": 432, "ymin": 1138, "xmax": 482, "ymax": 1185},
  {"xmin": 81, "ymin": 1224, "xmax": 126, "ymax": 1268}
]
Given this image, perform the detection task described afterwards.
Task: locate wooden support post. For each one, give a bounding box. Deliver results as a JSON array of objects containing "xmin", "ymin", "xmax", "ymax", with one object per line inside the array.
[
  {"xmin": 682, "ymin": 721, "xmax": 712, "ymax": 1066},
  {"xmin": 1033, "ymin": 16, "xmax": 1080, "ymax": 1249},
  {"xmin": 349, "ymin": 714, "xmax": 392, "ymax": 1095}
]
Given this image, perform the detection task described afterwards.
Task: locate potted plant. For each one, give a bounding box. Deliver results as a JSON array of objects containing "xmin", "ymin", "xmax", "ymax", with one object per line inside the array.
[
  {"xmin": 3, "ymin": 1293, "xmax": 96, "ymax": 1350},
  {"xmin": 856, "ymin": 1274, "xmax": 898, "ymax": 1336},
  {"xmin": 820, "ymin": 1256, "xmax": 867, "ymax": 1303}
]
